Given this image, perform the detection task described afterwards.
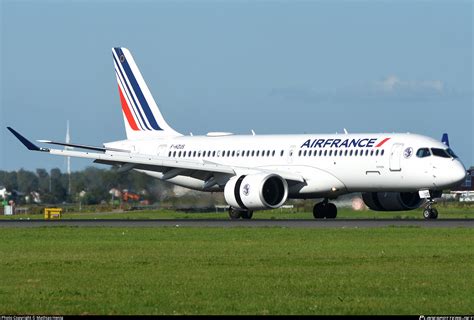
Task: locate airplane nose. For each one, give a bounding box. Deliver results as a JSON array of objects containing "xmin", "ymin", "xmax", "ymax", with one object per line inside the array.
[{"xmin": 451, "ymin": 160, "xmax": 467, "ymax": 186}]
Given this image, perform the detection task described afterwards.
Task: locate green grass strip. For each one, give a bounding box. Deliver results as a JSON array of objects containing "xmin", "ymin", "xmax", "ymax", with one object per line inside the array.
[{"xmin": 0, "ymin": 227, "xmax": 473, "ymax": 315}]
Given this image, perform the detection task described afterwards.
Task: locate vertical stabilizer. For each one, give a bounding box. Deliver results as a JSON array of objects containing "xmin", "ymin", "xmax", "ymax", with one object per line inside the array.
[
  {"xmin": 441, "ymin": 133, "xmax": 450, "ymax": 146},
  {"xmin": 112, "ymin": 47, "xmax": 182, "ymax": 139}
]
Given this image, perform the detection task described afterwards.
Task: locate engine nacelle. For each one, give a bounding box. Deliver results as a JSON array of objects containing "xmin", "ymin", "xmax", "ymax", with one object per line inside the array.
[
  {"xmin": 362, "ymin": 192, "xmax": 423, "ymax": 211},
  {"xmin": 224, "ymin": 173, "xmax": 288, "ymax": 210}
]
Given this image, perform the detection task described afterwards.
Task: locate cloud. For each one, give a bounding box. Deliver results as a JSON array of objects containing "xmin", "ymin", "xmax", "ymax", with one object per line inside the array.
[
  {"xmin": 375, "ymin": 75, "xmax": 444, "ymax": 94},
  {"xmin": 269, "ymin": 75, "xmax": 465, "ymax": 103}
]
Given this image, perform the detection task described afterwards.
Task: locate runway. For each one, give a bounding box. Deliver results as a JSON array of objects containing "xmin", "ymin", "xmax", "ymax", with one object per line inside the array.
[{"xmin": 0, "ymin": 219, "xmax": 473, "ymax": 228}]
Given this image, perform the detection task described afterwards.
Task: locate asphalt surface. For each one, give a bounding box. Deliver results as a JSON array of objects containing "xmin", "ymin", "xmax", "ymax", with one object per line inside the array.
[{"xmin": 0, "ymin": 219, "xmax": 473, "ymax": 228}]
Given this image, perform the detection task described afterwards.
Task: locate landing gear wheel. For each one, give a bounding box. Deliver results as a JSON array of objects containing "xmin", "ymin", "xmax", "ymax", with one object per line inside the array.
[
  {"xmin": 313, "ymin": 203, "xmax": 325, "ymax": 219},
  {"xmin": 313, "ymin": 201, "xmax": 338, "ymax": 219},
  {"xmin": 326, "ymin": 203, "xmax": 337, "ymax": 219},
  {"xmin": 423, "ymin": 197, "xmax": 439, "ymax": 220},
  {"xmin": 423, "ymin": 208, "xmax": 431, "ymax": 219},
  {"xmin": 423, "ymin": 207, "xmax": 438, "ymax": 220},
  {"xmin": 228, "ymin": 208, "xmax": 242, "ymax": 220},
  {"xmin": 241, "ymin": 210, "xmax": 254, "ymax": 220}
]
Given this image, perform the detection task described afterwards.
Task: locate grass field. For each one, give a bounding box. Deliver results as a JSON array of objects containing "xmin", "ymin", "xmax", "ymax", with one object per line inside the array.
[
  {"xmin": 1, "ymin": 203, "xmax": 474, "ymax": 220},
  {"xmin": 0, "ymin": 227, "xmax": 473, "ymax": 315}
]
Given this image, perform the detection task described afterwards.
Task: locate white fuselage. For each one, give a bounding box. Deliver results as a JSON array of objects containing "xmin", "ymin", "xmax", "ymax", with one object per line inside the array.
[{"xmin": 105, "ymin": 132, "xmax": 466, "ymax": 199}]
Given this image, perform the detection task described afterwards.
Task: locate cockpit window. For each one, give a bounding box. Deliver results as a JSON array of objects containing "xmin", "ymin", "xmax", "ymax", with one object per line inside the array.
[
  {"xmin": 431, "ymin": 148, "xmax": 450, "ymax": 158},
  {"xmin": 416, "ymin": 148, "xmax": 431, "ymax": 158},
  {"xmin": 446, "ymin": 148, "xmax": 458, "ymax": 159}
]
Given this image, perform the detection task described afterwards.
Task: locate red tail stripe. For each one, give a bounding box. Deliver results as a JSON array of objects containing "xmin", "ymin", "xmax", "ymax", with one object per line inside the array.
[
  {"xmin": 118, "ymin": 85, "xmax": 139, "ymax": 131},
  {"xmin": 375, "ymin": 137, "xmax": 391, "ymax": 147}
]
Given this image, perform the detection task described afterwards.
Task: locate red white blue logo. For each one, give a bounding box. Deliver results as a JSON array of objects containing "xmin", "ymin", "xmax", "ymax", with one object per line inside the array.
[{"xmin": 113, "ymin": 48, "xmax": 162, "ymax": 132}]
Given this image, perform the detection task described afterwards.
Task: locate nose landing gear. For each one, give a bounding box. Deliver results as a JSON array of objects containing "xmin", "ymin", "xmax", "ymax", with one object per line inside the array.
[{"xmin": 423, "ymin": 199, "xmax": 438, "ymax": 220}]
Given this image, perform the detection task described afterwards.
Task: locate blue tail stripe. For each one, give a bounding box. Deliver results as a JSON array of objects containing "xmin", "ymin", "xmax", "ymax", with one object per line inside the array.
[
  {"xmin": 113, "ymin": 53, "xmax": 151, "ymax": 130},
  {"xmin": 114, "ymin": 48, "xmax": 161, "ymax": 130}
]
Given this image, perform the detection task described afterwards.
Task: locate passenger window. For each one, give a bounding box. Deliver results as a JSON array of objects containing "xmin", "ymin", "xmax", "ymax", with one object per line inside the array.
[
  {"xmin": 431, "ymin": 148, "xmax": 450, "ymax": 158},
  {"xmin": 416, "ymin": 148, "xmax": 431, "ymax": 158}
]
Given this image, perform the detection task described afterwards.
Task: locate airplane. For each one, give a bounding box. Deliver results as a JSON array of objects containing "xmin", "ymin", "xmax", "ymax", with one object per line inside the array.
[{"xmin": 7, "ymin": 47, "xmax": 467, "ymax": 220}]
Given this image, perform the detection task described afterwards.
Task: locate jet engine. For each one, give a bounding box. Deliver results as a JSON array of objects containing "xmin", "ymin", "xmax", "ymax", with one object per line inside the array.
[
  {"xmin": 362, "ymin": 192, "xmax": 423, "ymax": 211},
  {"xmin": 224, "ymin": 173, "xmax": 288, "ymax": 210}
]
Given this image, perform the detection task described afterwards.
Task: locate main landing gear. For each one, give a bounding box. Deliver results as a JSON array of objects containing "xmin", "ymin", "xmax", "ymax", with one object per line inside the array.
[
  {"xmin": 228, "ymin": 207, "xmax": 254, "ymax": 220},
  {"xmin": 313, "ymin": 199, "xmax": 337, "ymax": 219},
  {"xmin": 423, "ymin": 199, "xmax": 438, "ymax": 220}
]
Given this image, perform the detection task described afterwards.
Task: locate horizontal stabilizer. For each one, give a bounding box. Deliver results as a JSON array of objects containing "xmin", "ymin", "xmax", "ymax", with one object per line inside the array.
[
  {"xmin": 7, "ymin": 127, "xmax": 49, "ymax": 152},
  {"xmin": 37, "ymin": 140, "xmax": 130, "ymax": 153}
]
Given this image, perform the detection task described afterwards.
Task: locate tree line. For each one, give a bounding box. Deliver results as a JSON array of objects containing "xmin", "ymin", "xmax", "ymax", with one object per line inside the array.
[{"xmin": 0, "ymin": 167, "xmax": 175, "ymax": 205}]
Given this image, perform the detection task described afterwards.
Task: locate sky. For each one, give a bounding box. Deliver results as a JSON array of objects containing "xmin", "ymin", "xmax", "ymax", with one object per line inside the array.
[{"xmin": 0, "ymin": 0, "xmax": 472, "ymax": 172}]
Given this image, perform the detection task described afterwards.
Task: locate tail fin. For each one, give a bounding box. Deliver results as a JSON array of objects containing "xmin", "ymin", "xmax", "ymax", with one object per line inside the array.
[
  {"xmin": 441, "ymin": 133, "xmax": 450, "ymax": 146},
  {"xmin": 112, "ymin": 47, "xmax": 182, "ymax": 139}
]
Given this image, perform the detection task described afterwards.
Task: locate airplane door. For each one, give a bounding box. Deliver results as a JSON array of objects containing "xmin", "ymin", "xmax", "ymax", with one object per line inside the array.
[
  {"xmin": 157, "ymin": 144, "xmax": 168, "ymax": 157},
  {"xmin": 389, "ymin": 143, "xmax": 403, "ymax": 171},
  {"xmin": 287, "ymin": 145, "xmax": 296, "ymax": 164}
]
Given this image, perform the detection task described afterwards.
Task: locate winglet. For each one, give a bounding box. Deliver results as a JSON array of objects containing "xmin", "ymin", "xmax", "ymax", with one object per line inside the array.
[
  {"xmin": 7, "ymin": 127, "xmax": 49, "ymax": 152},
  {"xmin": 441, "ymin": 133, "xmax": 450, "ymax": 147}
]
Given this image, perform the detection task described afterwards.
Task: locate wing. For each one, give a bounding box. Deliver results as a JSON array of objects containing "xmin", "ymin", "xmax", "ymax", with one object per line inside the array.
[{"xmin": 8, "ymin": 128, "xmax": 305, "ymax": 188}]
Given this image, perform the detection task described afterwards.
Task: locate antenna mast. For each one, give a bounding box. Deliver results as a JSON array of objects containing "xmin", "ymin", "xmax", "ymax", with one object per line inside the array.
[{"xmin": 66, "ymin": 120, "xmax": 71, "ymax": 195}]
